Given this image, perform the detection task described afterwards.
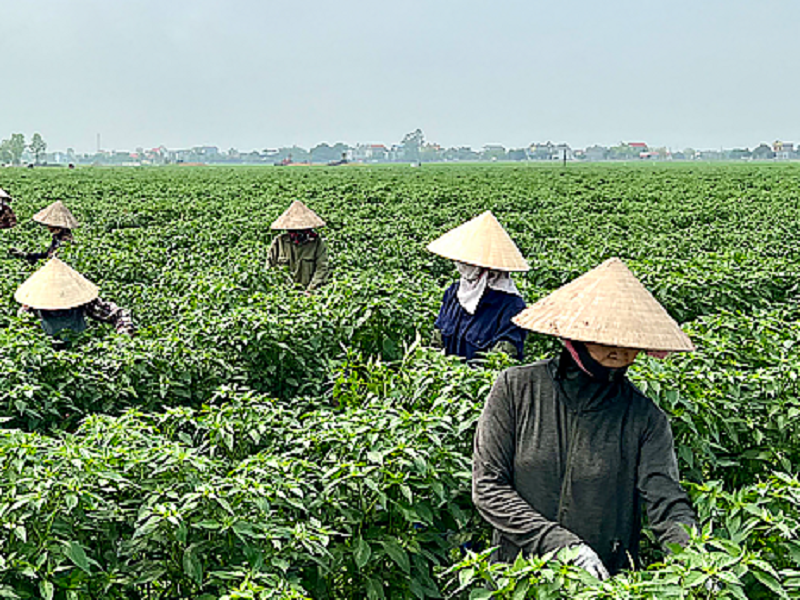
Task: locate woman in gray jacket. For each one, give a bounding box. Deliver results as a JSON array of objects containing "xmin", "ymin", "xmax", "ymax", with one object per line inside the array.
[{"xmin": 472, "ymin": 258, "xmax": 697, "ymax": 579}]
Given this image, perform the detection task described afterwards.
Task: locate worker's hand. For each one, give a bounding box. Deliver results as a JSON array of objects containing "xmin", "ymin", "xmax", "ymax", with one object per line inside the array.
[
  {"xmin": 8, "ymin": 247, "xmax": 22, "ymax": 257},
  {"xmin": 570, "ymin": 543, "xmax": 610, "ymax": 581}
]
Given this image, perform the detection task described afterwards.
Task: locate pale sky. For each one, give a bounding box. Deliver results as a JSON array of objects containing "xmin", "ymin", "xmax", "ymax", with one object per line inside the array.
[{"xmin": 1, "ymin": 0, "xmax": 798, "ymax": 153}]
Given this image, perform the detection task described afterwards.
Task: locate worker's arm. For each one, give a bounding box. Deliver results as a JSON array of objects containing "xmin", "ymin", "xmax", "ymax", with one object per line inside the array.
[
  {"xmin": 266, "ymin": 236, "xmax": 283, "ymax": 268},
  {"xmin": 307, "ymin": 239, "xmax": 329, "ymax": 290},
  {"xmin": 638, "ymin": 409, "xmax": 697, "ymax": 551},
  {"xmin": 473, "ymin": 371, "xmax": 581, "ymax": 555},
  {"xmin": 84, "ymin": 298, "xmax": 136, "ymax": 335}
]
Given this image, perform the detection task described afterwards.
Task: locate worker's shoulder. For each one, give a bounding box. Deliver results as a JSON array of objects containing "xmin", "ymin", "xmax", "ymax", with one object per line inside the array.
[
  {"xmin": 441, "ymin": 280, "xmax": 459, "ymax": 299},
  {"xmin": 624, "ymin": 379, "xmax": 671, "ymax": 420},
  {"xmin": 497, "ymin": 360, "xmax": 553, "ymax": 387}
]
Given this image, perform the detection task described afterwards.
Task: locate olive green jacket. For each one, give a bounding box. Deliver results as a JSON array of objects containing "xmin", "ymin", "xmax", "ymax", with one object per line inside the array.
[{"xmin": 267, "ymin": 234, "xmax": 329, "ymax": 290}]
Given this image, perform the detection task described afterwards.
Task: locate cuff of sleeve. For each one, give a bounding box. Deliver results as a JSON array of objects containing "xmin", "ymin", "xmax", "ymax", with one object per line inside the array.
[
  {"xmin": 658, "ymin": 520, "xmax": 694, "ymax": 552},
  {"xmin": 536, "ymin": 525, "xmax": 582, "ymax": 555}
]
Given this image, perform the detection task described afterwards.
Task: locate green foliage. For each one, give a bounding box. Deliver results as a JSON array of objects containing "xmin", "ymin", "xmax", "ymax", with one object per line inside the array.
[
  {"xmin": 448, "ymin": 475, "xmax": 800, "ymax": 598},
  {"xmin": 0, "ymin": 163, "xmax": 799, "ymax": 597}
]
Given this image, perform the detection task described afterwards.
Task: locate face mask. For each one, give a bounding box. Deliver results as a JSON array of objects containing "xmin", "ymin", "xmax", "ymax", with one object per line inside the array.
[
  {"xmin": 289, "ymin": 229, "xmax": 317, "ymax": 245},
  {"xmin": 566, "ymin": 340, "xmax": 628, "ymax": 383}
]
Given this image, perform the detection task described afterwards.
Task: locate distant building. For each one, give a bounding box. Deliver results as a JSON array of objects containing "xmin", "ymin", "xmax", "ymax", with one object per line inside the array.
[
  {"xmin": 352, "ymin": 144, "xmax": 389, "ymax": 162},
  {"xmin": 482, "ymin": 144, "xmax": 507, "ymax": 161},
  {"xmin": 752, "ymin": 144, "xmax": 775, "ymax": 160},
  {"xmin": 553, "ymin": 143, "xmax": 574, "ymax": 161},
  {"xmin": 585, "ymin": 145, "xmax": 608, "ymax": 161},
  {"xmin": 773, "ymin": 141, "xmax": 794, "ymax": 160},
  {"xmin": 368, "ymin": 144, "xmax": 388, "ymax": 161},
  {"xmin": 192, "ymin": 146, "xmax": 220, "ymax": 162},
  {"xmin": 639, "ymin": 150, "xmax": 668, "ymax": 160},
  {"xmin": 527, "ymin": 142, "xmax": 554, "ymax": 160}
]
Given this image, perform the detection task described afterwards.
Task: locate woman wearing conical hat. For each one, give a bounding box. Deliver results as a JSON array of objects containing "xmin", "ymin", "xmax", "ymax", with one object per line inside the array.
[
  {"xmin": 427, "ymin": 211, "xmax": 528, "ymax": 361},
  {"xmin": 9, "ymin": 201, "xmax": 78, "ymax": 264},
  {"xmin": 267, "ymin": 200, "xmax": 329, "ymax": 291},
  {"xmin": 0, "ymin": 188, "xmax": 17, "ymax": 229},
  {"xmin": 472, "ymin": 258, "xmax": 697, "ymax": 580},
  {"xmin": 15, "ymin": 257, "xmax": 136, "ymax": 342}
]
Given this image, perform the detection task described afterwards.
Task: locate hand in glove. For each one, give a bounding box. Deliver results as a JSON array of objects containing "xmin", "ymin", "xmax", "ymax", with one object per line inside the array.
[{"xmin": 570, "ymin": 543, "xmax": 610, "ymax": 581}]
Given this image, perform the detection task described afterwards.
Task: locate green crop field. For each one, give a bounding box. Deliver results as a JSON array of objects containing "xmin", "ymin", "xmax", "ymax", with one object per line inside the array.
[{"xmin": 0, "ymin": 163, "xmax": 799, "ymax": 599}]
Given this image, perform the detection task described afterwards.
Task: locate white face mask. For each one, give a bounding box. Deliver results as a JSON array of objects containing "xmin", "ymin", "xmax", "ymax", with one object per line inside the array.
[
  {"xmin": 454, "ymin": 261, "xmax": 520, "ymax": 314},
  {"xmin": 455, "ymin": 261, "xmax": 483, "ymax": 281}
]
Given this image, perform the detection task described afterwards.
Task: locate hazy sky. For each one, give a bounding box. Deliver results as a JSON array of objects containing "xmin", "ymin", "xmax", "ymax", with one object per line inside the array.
[{"xmin": 2, "ymin": 0, "xmax": 798, "ymax": 153}]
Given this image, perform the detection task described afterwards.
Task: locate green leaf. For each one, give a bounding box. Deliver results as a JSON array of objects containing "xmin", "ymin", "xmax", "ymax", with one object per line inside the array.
[
  {"xmin": 13, "ymin": 526, "xmax": 26, "ymax": 543},
  {"xmin": 365, "ymin": 577, "xmax": 385, "ymax": 600},
  {"xmin": 512, "ymin": 579, "xmax": 529, "ymax": 600},
  {"xmin": 63, "ymin": 541, "xmax": 91, "ymax": 574},
  {"xmin": 355, "ymin": 536, "xmax": 372, "ymax": 569},
  {"xmin": 183, "ymin": 544, "xmax": 204, "ymax": 586},
  {"xmin": 470, "ymin": 590, "xmax": 494, "ymax": 600},
  {"xmin": 752, "ymin": 571, "xmax": 788, "ymax": 599},
  {"xmin": 38, "ymin": 581, "xmax": 54, "ymax": 600},
  {"xmin": 380, "ymin": 539, "xmax": 410, "ymax": 574},
  {"xmin": 409, "ymin": 577, "xmax": 427, "ymax": 599},
  {"xmin": 459, "ymin": 567, "xmax": 476, "ymax": 587}
]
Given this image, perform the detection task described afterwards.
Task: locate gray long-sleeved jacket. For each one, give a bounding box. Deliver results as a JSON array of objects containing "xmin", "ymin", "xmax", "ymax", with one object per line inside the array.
[{"xmin": 472, "ymin": 354, "xmax": 696, "ymax": 574}]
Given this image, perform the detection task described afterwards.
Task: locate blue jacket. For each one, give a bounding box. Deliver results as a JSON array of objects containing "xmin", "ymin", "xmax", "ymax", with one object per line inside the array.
[{"xmin": 434, "ymin": 282, "xmax": 527, "ymax": 361}]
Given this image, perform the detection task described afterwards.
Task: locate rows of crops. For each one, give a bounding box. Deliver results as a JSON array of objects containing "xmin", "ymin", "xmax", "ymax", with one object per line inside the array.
[{"xmin": 0, "ymin": 163, "xmax": 799, "ymax": 599}]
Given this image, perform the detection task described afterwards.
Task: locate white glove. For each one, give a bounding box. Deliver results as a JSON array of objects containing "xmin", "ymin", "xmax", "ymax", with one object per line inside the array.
[{"xmin": 571, "ymin": 543, "xmax": 610, "ymax": 581}]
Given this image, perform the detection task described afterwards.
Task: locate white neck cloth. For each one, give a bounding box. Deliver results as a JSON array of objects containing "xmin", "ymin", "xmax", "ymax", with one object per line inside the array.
[{"xmin": 455, "ymin": 261, "xmax": 520, "ymax": 314}]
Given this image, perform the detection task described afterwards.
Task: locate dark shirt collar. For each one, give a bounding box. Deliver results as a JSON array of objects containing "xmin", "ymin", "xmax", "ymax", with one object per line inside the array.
[{"xmin": 549, "ymin": 346, "xmax": 628, "ymax": 413}]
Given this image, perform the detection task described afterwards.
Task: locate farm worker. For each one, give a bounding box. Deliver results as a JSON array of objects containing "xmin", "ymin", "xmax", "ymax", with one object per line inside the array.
[
  {"xmin": 472, "ymin": 258, "xmax": 697, "ymax": 580},
  {"xmin": 0, "ymin": 188, "xmax": 17, "ymax": 229},
  {"xmin": 427, "ymin": 211, "xmax": 528, "ymax": 360},
  {"xmin": 8, "ymin": 200, "xmax": 78, "ymax": 264},
  {"xmin": 14, "ymin": 257, "xmax": 136, "ymax": 342},
  {"xmin": 267, "ymin": 200, "xmax": 329, "ymax": 291}
]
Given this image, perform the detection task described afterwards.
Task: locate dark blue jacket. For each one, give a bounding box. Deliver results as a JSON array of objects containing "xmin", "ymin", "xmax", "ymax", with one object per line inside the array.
[{"xmin": 434, "ymin": 282, "xmax": 527, "ymax": 361}]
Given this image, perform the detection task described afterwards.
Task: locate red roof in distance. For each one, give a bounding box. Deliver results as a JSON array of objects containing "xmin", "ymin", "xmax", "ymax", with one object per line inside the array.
[{"xmin": 628, "ymin": 142, "xmax": 648, "ymax": 148}]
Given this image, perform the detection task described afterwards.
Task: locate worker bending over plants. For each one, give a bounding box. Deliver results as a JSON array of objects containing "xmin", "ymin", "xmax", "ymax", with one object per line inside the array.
[
  {"xmin": 9, "ymin": 200, "xmax": 78, "ymax": 264},
  {"xmin": 267, "ymin": 200, "xmax": 329, "ymax": 292},
  {"xmin": 15, "ymin": 257, "xmax": 136, "ymax": 346},
  {"xmin": 428, "ymin": 211, "xmax": 528, "ymax": 360},
  {"xmin": 473, "ymin": 258, "xmax": 697, "ymax": 580},
  {"xmin": 0, "ymin": 188, "xmax": 17, "ymax": 229}
]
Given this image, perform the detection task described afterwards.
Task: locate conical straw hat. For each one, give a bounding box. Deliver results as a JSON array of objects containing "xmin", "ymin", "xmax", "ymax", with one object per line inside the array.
[
  {"xmin": 0, "ymin": 188, "xmax": 11, "ymax": 201},
  {"xmin": 32, "ymin": 201, "xmax": 80, "ymax": 229},
  {"xmin": 270, "ymin": 200, "xmax": 326, "ymax": 230},
  {"xmin": 14, "ymin": 257, "xmax": 99, "ymax": 310},
  {"xmin": 426, "ymin": 211, "xmax": 529, "ymax": 272},
  {"xmin": 512, "ymin": 258, "xmax": 694, "ymax": 352}
]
